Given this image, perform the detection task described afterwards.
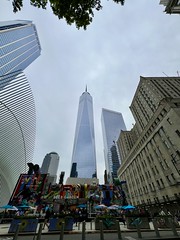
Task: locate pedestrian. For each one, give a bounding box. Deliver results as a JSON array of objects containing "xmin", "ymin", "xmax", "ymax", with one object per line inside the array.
[
  {"xmin": 43, "ymin": 208, "xmax": 51, "ymax": 229},
  {"xmin": 74, "ymin": 208, "xmax": 79, "ymax": 226}
]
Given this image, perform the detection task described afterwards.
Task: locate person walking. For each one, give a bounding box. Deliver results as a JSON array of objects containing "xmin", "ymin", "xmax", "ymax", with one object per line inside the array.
[{"xmin": 43, "ymin": 208, "xmax": 51, "ymax": 229}]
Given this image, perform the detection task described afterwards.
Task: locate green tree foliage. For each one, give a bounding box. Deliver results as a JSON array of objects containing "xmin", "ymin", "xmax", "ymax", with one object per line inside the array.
[{"xmin": 12, "ymin": 0, "xmax": 125, "ymax": 29}]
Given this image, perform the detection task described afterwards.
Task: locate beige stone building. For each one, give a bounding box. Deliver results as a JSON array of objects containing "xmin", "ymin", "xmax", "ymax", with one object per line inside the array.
[{"xmin": 117, "ymin": 76, "xmax": 180, "ymax": 212}]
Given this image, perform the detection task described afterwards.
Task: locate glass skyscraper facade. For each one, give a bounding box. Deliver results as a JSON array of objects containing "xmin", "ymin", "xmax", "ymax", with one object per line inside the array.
[
  {"xmin": 0, "ymin": 20, "xmax": 41, "ymax": 79},
  {"xmin": 101, "ymin": 108, "xmax": 126, "ymax": 184},
  {"xmin": 70, "ymin": 88, "xmax": 97, "ymax": 179},
  {"xmin": 0, "ymin": 20, "xmax": 41, "ymax": 205}
]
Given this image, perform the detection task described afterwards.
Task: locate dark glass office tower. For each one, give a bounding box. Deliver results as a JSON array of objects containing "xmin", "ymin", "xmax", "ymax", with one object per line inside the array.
[
  {"xmin": 101, "ymin": 108, "xmax": 126, "ymax": 184},
  {"xmin": 70, "ymin": 88, "xmax": 97, "ymax": 179}
]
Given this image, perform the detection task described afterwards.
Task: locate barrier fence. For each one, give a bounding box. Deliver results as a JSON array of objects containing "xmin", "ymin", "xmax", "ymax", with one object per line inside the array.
[{"xmin": 12, "ymin": 218, "xmax": 179, "ymax": 240}]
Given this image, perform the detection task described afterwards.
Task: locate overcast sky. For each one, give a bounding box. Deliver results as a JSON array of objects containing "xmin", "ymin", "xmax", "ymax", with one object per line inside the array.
[{"xmin": 1, "ymin": 1, "xmax": 180, "ymax": 184}]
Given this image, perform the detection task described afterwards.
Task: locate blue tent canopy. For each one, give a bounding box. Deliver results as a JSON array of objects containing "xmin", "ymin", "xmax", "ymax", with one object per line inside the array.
[
  {"xmin": 0, "ymin": 204, "xmax": 18, "ymax": 210},
  {"xmin": 77, "ymin": 204, "xmax": 87, "ymax": 208},
  {"xmin": 121, "ymin": 205, "xmax": 135, "ymax": 210}
]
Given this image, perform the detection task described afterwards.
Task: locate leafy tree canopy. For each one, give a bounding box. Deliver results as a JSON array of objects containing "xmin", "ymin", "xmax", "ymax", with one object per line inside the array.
[{"xmin": 12, "ymin": 0, "xmax": 125, "ymax": 30}]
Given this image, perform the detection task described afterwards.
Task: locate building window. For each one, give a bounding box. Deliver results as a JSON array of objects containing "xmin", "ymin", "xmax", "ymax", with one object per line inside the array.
[
  {"xmin": 163, "ymin": 196, "xmax": 166, "ymax": 202},
  {"xmin": 176, "ymin": 150, "xmax": 180, "ymax": 157},
  {"xmin": 160, "ymin": 161, "xmax": 166, "ymax": 170},
  {"xmin": 166, "ymin": 175, "xmax": 171, "ymax": 184},
  {"xmin": 155, "ymin": 165, "xmax": 159, "ymax": 174},
  {"xmin": 164, "ymin": 159, "xmax": 169, "ymax": 168},
  {"xmin": 175, "ymin": 130, "xmax": 180, "ymax": 137},
  {"xmin": 147, "ymin": 156, "xmax": 151, "ymax": 163},
  {"xmin": 171, "ymin": 173, "xmax": 176, "ymax": 181},
  {"xmin": 164, "ymin": 140, "xmax": 170, "ymax": 149},
  {"xmin": 152, "ymin": 168, "xmax": 156, "ymax": 175},
  {"xmin": 174, "ymin": 193, "xmax": 179, "ymax": 199},
  {"xmin": 167, "ymin": 118, "xmax": 172, "ymax": 125},
  {"xmin": 156, "ymin": 180, "xmax": 160, "ymax": 187},
  {"xmin": 160, "ymin": 178, "xmax": 165, "ymax": 188},
  {"xmin": 152, "ymin": 182, "xmax": 155, "ymax": 191}
]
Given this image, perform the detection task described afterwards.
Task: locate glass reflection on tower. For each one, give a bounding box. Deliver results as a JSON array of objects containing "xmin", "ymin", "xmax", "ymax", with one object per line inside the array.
[
  {"xmin": 101, "ymin": 108, "xmax": 126, "ymax": 184},
  {"xmin": 70, "ymin": 88, "xmax": 97, "ymax": 179},
  {"xmin": 0, "ymin": 20, "xmax": 41, "ymax": 78}
]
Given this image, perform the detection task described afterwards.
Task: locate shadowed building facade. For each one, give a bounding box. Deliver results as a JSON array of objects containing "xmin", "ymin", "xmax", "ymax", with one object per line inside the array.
[
  {"xmin": 0, "ymin": 20, "xmax": 41, "ymax": 205},
  {"xmin": 117, "ymin": 76, "xmax": 180, "ymax": 213},
  {"xmin": 69, "ymin": 88, "xmax": 97, "ymax": 179}
]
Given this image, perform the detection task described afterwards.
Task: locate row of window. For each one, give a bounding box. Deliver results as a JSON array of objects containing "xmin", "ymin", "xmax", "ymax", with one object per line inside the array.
[
  {"xmin": 0, "ymin": 45, "xmax": 40, "ymax": 76},
  {"xmin": 0, "ymin": 25, "xmax": 34, "ymax": 46},
  {"xmin": 132, "ymin": 192, "xmax": 180, "ymax": 206}
]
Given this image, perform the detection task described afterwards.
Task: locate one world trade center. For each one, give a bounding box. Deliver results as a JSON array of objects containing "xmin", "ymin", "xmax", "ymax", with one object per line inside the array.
[{"xmin": 70, "ymin": 87, "xmax": 97, "ymax": 179}]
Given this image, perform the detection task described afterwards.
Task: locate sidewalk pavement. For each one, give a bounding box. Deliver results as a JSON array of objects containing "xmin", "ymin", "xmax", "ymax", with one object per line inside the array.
[{"xmin": 0, "ymin": 221, "xmax": 179, "ymax": 239}]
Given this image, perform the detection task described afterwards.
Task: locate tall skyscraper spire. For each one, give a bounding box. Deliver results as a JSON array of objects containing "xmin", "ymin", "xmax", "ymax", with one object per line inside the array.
[{"xmin": 70, "ymin": 89, "xmax": 97, "ymax": 179}]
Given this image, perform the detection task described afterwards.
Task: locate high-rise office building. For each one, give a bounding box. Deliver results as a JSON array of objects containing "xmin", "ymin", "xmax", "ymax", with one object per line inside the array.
[
  {"xmin": 0, "ymin": 20, "xmax": 41, "ymax": 205},
  {"xmin": 117, "ymin": 76, "xmax": 180, "ymax": 212},
  {"xmin": 101, "ymin": 108, "xmax": 126, "ymax": 184},
  {"xmin": 0, "ymin": 20, "xmax": 41, "ymax": 78},
  {"xmin": 70, "ymin": 88, "xmax": 97, "ymax": 179},
  {"xmin": 41, "ymin": 152, "xmax": 60, "ymax": 184}
]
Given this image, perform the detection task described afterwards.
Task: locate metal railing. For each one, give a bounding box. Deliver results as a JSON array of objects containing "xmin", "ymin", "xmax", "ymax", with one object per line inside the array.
[{"xmin": 12, "ymin": 218, "xmax": 179, "ymax": 240}]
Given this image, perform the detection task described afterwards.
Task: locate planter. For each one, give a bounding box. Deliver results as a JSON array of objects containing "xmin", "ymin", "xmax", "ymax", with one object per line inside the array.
[
  {"xmin": 49, "ymin": 217, "xmax": 74, "ymax": 231},
  {"xmin": 126, "ymin": 216, "xmax": 150, "ymax": 229},
  {"xmin": 8, "ymin": 218, "xmax": 38, "ymax": 233},
  {"xmin": 95, "ymin": 218, "xmax": 117, "ymax": 230}
]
